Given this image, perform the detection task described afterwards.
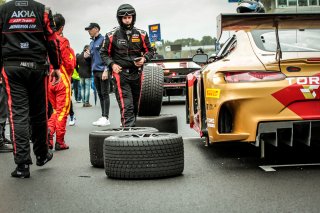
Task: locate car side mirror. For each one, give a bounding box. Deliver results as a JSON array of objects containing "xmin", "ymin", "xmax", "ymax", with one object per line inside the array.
[{"xmin": 192, "ymin": 54, "xmax": 208, "ymax": 65}]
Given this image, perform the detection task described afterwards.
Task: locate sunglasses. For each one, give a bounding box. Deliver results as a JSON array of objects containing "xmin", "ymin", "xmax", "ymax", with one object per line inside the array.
[{"xmin": 118, "ymin": 10, "xmax": 135, "ymax": 17}]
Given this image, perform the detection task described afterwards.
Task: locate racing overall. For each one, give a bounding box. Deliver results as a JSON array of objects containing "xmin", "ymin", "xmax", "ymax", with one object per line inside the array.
[
  {"xmin": 48, "ymin": 34, "xmax": 75, "ymax": 148},
  {"xmin": 0, "ymin": 0, "xmax": 60, "ymax": 165},
  {"xmin": 100, "ymin": 26, "xmax": 154, "ymax": 127}
]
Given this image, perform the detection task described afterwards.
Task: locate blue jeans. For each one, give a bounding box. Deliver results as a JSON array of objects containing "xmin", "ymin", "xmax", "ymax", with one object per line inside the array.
[
  {"xmin": 80, "ymin": 78, "xmax": 91, "ymax": 104},
  {"xmin": 73, "ymin": 79, "xmax": 81, "ymax": 102}
]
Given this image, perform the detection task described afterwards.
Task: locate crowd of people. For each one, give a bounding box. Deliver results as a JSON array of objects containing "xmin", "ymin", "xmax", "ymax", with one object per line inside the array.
[{"xmin": 0, "ymin": 0, "xmax": 155, "ymax": 178}]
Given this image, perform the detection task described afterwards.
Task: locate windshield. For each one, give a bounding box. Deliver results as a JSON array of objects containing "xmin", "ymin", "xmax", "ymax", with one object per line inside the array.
[{"xmin": 251, "ymin": 29, "xmax": 320, "ymax": 52}]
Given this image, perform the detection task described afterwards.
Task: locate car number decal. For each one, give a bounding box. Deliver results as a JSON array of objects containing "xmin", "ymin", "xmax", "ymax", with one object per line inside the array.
[{"xmin": 206, "ymin": 89, "xmax": 220, "ymax": 98}]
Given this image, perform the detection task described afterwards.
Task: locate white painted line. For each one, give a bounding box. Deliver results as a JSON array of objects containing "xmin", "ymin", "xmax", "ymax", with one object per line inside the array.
[
  {"xmin": 259, "ymin": 163, "xmax": 320, "ymax": 172},
  {"xmin": 259, "ymin": 166, "xmax": 276, "ymax": 172}
]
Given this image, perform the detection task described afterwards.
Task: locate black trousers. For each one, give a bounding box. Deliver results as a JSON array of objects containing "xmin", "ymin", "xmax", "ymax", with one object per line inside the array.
[
  {"xmin": 0, "ymin": 84, "xmax": 7, "ymax": 146},
  {"xmin": 93, "ymin": 71, "xmax": 110, "ymax": 118},
  {"xmin": 2, "ymin": 65, "xmax": 48, "ymax": 165},
  {"xmin": 0, "ymin": 84, "xmax": 7, "ymax": 124},
  {"xmin": 113, "ymin": 71, "xmax": 141, "ymax": 127}
]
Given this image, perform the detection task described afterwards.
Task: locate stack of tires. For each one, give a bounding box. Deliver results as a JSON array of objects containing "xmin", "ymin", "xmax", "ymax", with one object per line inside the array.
[
  {"xmin": 88, "ymin": 64, "xmax": 184, "ymax": 180},
  {"xmin": 136, "ymin": 64, "xmax": 178, "ymax": 134},
  {"xmin": 104, "ymin": 133, "xmax": 184, "ymax": 179},
  {"xmin": 89, "ymin": 128, "xmax": 184, "ymax": 180}
]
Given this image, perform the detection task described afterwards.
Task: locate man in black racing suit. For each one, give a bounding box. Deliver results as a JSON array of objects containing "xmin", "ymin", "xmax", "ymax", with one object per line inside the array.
[
  {"xmin": 0, "ymin": 0, "xmax": 61, "ymax": 178},
  {"xmin": 100, "ymin": 4, "xmax": 154, "ymax": 127}
]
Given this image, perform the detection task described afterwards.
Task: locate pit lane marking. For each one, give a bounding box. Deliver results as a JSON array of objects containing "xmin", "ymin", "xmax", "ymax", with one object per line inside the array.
[{"xmin": 259, "ymin": 163, "xmax": 320, "ymax": 172}]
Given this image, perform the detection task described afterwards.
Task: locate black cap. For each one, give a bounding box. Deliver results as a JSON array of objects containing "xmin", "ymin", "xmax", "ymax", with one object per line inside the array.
[{"xmin": 85, "ymin": 23, "xmax": 100, "ymax": 31}]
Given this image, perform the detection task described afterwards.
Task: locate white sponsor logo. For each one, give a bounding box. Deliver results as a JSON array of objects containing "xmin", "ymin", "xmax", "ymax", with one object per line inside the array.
[
  {"xmin": 11, "ymin": 11, "xmax": 36, "ymax": 18},
  {"xmin": 9, "ymin": 24, "xmax": 36, "ymax": 30},
  {"xmin": 286, "ymin": 77, "xmax": 320, "ymax": 85},
  {"xmin": 207, "ymin": 118, "xmax": 215, "ymax": 124},
  {"xmin": 208, "ymin": 123, "xmax": 215, "ymax": 128},
  {"xmin": 9, "ymin": 24, "xmax": 28, "ymax": 29},
  {"xmin": 15, "ymin": 1, "xmax": 28, "ymax": 6},
  {"xmin": 207, "ymin": 118, "xmax": 215, "ymax": 128},
  {"xmin": 20, "ymin": 42, "xmax": 29, "ymax": 49}
]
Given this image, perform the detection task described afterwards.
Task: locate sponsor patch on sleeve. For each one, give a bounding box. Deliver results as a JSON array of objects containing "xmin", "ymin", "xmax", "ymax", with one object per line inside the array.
[
  {"xmin": 206, "ymin": 89, "xmax": 220, "ymax": 98},
  {"xmin": 132, "ymin": 38, "xmax": 140, "ymax": 43}
]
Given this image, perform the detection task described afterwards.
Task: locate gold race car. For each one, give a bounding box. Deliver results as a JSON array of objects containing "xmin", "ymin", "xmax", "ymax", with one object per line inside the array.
[{"xmin": 186, "ymin": 13, "xmax": 320, "ymax": 156}]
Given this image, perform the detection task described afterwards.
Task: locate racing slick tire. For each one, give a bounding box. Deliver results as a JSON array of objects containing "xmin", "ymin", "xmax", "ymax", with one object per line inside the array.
[
  {"xmin": 135, "ymin": 114, "xmax": 178, "ymax": 134},
  {"xmin": 104, "ymin": 133, "xmax": 184, "ymax": 179},
  {"xmin": 138, "ymin": 65, "xmax": 164, "ymax": 116},
  {"xmin": 89, "ymin": 127, "xmax": 159, "ymax": 168}
]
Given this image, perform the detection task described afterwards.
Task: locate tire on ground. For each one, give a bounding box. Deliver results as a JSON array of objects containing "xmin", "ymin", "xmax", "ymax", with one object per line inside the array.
[
  {"xmin": 89, "ymin": 127, "xmax": 159, "ymax": 168},
  {"xmin": 104, "ymin": 133, "xmax": 184, "ymax": 179},
  {"xmin": 138, "ymin": 65, "xmax": 164, "ymax": 116},
  {"xmin": 135, "ymin": 114, "xmax": 178, "ymax": 133}
]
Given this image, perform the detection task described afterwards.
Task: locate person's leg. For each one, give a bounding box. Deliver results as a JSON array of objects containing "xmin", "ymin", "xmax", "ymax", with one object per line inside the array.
[
  {"xmin": 113, "ymin": 72, "xmax": 135, "ymax": 127},
  {"xmin": 131, "ymin": 72, "xmax": 142, "ymax": 124},
  {"xmin": 85, "ymin": 78, "xmax": 91, "ymax": 105},
  {"xmin": 28, "ymin": 68, "xmax": 50, "ymax": 159},
  {"xmin": 73, "ymin": 79, "xmax": 79, "ymax": 102},
  {"xmin": 77, "ymin": 80, "xmax": 82, "ymax": 102},
  {"xmin": 100, "ymin": 75, "xmax": 110, "ymax": 119},
  {"xmin": 54, "ymin": 75, "xmax": 70, "ymax": 150},
  {"xmin": 0, "ymin": 84, "xmax": 12, "ymax": 152},
  {"xmin": 93, "ymin": 72, "xmax": 104, "ymax": 116},
  {"xmin": 69, "ymin": 100, "xmax": 74, "ymax": 118},
  {"xmin": 80, "ymin": 78, "xmax": 85, "ymax": 104},
  {"xmin": 109, "ymin": 76, "xmax": 114, "ymax": 93},
  {"xmin": 2, "ymin": 66, "xmax": 32, "ymax": 177},
  {"xmin": 68, "ymin": 100, "xmax": 76, "ymax": 126},
  {"xmin": 47, "ymin": 81, "xmax": 57, "ymax": 149}
]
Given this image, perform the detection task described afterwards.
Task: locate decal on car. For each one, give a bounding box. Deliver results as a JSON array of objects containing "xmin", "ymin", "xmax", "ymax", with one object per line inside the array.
[
  {"xmin": 300, "ymin": 85, "xmax": 319, "ymax": 99},
  {"xmin": 273, "ymin": 75, "xmax": 320, "ymax": 119},
  {"xmin": 206, "ymin": 89, "xmax": 220, "ymax": 98},
  {"xmin": 207, "ymin": 118, "xmax": 215, "ymax": 128},
  {"xmin": 286, "ymin": 77, "xmax": 320, "ymax": 85}
]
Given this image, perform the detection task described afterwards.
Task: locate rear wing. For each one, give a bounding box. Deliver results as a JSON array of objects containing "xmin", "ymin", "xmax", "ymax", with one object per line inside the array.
[{"xmin": 217, "ymin": 13, "xmax": 320, "ymax": 39}]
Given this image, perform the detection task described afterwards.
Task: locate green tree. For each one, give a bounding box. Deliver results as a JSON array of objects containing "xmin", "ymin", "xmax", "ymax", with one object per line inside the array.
[
  {"xmin": 0, "ymin": 0, "xmax": 5, "ymax": 5},
  {"xmin": 200, "ymin": 36, "xmax": 213, "ymax": 45}
]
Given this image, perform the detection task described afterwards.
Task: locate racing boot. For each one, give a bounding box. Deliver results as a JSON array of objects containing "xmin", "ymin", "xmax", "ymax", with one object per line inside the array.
[
  {"xmin": 0, "ymin": 132, "xmax": 13, "ymax": 153},
  {"xmin": 11, "ymin": 164, "xmax": 30, "ymax": 178},
  {"xmin": 55, "ymin": 142, "xmax": 69, "ymax": 151},
  {"xmin": 36, "ymin": 151, "xmax": 53, "ymax": 166},
  {"xmin": 0, "ymin": 142, "xmax": 13, "ymax": 153},
  {"xmin": 0, "ymin": 122, "xmax": 11, "ymax": 144}
]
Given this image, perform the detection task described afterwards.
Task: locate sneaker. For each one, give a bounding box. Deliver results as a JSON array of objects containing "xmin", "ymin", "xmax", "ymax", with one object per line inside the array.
[
  {"xmin": 55, "ymin": 142, "xmax": 69, "ymax": 151},
  {"xmin": 0, "ymin": 143, "xmax": 13, "ymax": 153},
  {"xmin": 92, "ymin": 117, "xmax": 103, "ymax": 126},
  {"xmin": 36, "ymin": 151, "xmax": 53, "ymax": 166},
  {"xmin": 92, "ymin": 117, "xmax": 110, "ymax": 126},
  {"xmin": 69, "ymin": 116, "xmax": 76, "ymax": 126},
  {"xmin": 11, "ymin": 164, "xmax": 30, "ymax": 178}
]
